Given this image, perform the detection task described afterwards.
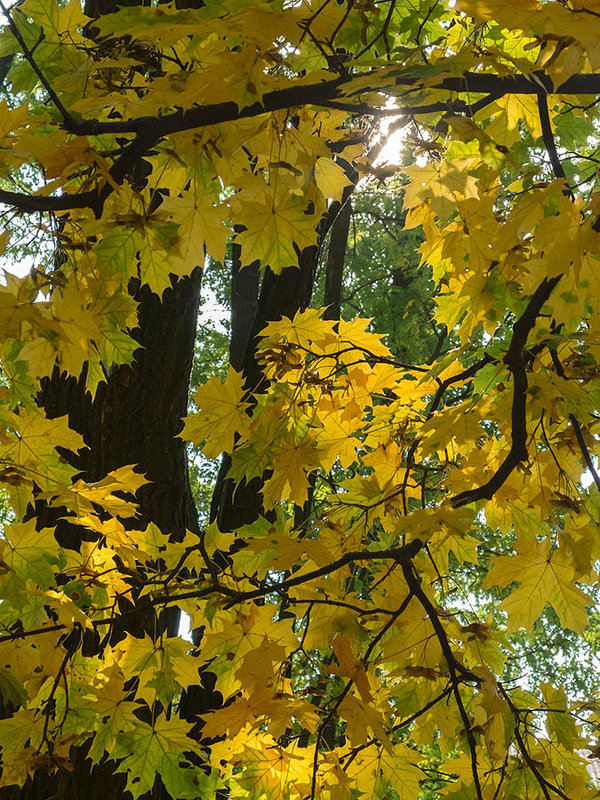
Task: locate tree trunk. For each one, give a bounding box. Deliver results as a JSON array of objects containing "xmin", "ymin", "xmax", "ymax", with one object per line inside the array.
[
  {"xmin": 323, "ymin": 188, "xmax": 352, "ymax": 321},
  {"xmin": 38, "ymin": 271, "xmax": 202, "ymax": 540},
  {"xmin": 2, "ymin": 270, "xmax": 204, "ymax": 800},
  {"xmin": 229, "ymin": 242, "xmax": 260, "ymax": 374},
  {"xmin": 211, "ymin": 248, "xmax": 317, "ymax": 532}
]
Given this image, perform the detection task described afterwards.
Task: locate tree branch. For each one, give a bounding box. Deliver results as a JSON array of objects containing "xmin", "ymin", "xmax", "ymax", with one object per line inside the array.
[
  {"xmin": 537, "ymin": 93, "xmax": 567, "ymax": 182},
  {"xmin": 402, "ymin": 561, "xmax": 483, "ymax": 800},
  {"xmin": 0, "ymin": 1, "xmax": 77, "ymax": 130},
  {"xmin": 399, "ymin": 353, "xmax": 495, "ymax": 513},
  {"xmin": 0, "ymin": 538, "xmax": 425, "ymax": 648},
  {"xmin": 0, "ymin": 128, "xmax": 160, "ymax": 216},
  {"xmin": 3, "ymin": 66, "xmax": 600, "ymax": 215},
  {"xmin": 61, "ymin": 70, "xmax": 600, "ymax": 138},
  {"xmin": 497, "ymin": 682, "xmax": 571, "ymax": 800},
  {"xmin": 452, "ymin": 277, "xmax": 561, "ymax": 507},
  {"xmin": 310, "ymin": 589, "xmax": 414, "ymax": 800},
  {"xmin": 549, "ymin": 348, "xmax": 600, "ymax": 492},
  {"xmin": 219, "ymin": 537, "xmax": 424, "ymax": 606}
]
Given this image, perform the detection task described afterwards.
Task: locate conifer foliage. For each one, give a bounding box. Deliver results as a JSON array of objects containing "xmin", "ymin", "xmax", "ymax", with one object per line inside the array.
[{"xmin": 0, "ymin": 0, "xmax": 599, "ymax": 798}]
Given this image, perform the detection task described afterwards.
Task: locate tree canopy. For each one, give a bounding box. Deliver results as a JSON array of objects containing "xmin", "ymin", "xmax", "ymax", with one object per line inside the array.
[{"xmin": 0, "ymin": 0, "xmax": 600, "ymax": 799}]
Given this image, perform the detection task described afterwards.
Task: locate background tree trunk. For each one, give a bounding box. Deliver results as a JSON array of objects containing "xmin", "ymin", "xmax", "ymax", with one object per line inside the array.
[
  {"xmin": 211, "ymin": 250, "xmax": 317, "ymax": 532},
  {"xmin": 323, "ymin": 188, "xmax": 352, "ymax": 321}
]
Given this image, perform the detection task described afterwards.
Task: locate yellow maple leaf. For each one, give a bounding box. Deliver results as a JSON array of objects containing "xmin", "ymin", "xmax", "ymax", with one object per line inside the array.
[
  {"xmin": 403, "ymin": 159, "xmax": 479, "ymax": 220},
  {"xmin": 234, "ymin": 190, "xmax": 320, "ymax": 273},
  {"xmin": 179, "ymin": 367, "xmax": 251, "ymax": 458},
  {"xmin": 381, "ymin": 597, "xmax": 444, "ymax": 670},
  {"xmin": 338, "ymin": 693, "xmax": 392, "ymax": 750},
  {"xmin": 483, "ymin": 539, "xmax": 592, "ymax": 633},
  {"xmin": 314, "ymin": 157, "xmax": 353, "ymax": 202},
  {"xmin": 0, "ymin": 409, "xmax": 84, "ymax": 515},
  {"xmin": 345, "ymin": 745, "xmax": 423, "ymax": 800},
  {"xmin": 162, "ymin": 189, "xmax": 230, "ymax": 269},
  {"xmin": 486, "ymin": 93, "xmax": 543, "ymax": 145},
  {"xmin": 331, "ymin": 633, "xmax": 373, "ymax": 703},
  {"xmin": 262, "ymin": 431, "xmax": 321, "ymax": 508},
  {"xmin": 259, "ymin": 307, "xmax": 334, "ymax": 354},
  {"xmin": 39, "ymin": 465, "xmax": 146, "ymax": 520},
  {"xmin": 0, "ymin": 708, "xmax": 44, "ymax": 788},
  {"xmin": 318, "ymin": 409, "xmax": 360, "ymax": 471}
]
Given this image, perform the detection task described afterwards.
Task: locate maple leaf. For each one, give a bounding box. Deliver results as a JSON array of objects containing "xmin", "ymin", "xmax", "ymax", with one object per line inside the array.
[
  {"xmin": 162, "ymin": 189, "xmax": 230, "ymax": 269},
  {"xmin": 39, "ymin": 465, "xmax": 147, "ymax": 519},
  {"xmin": 0, "ymin": 708, "xmax": 44, "ymax": 788},
  {"xmin": 262, "ymin": 430, "xmax": 321, "ymax": 508},
  {"xmin": 345, "ymin": 746, "xmax": 423, "ymax": 800},
  {"xmin": 314, "ymin": 157, "xmax": 353, "ymax": 202},
  {"xmin": 338, "ymin": 693, "xmax": 392, "ymax": 750},
  {"xmin": 259, "ymin": 307, "xmax": 334, "ymax": 354},
  {"xmin": 403, "ymin": 160, "xmax": 479, "ymax": 220},
  {"xmin": 0, "ymin": 521, "xmax": 62, "ymax": 596},
  {"xmin": 115, "ymin": 716, "xmax": 213, "ymax": 800},
  {"xmin": 483, "ymin": 539, "xmax": 593, "ymax": 633},
  {"xmin": 314, "ymin": 408, "xmax": 361, "ymax": 471},
  {"xmin": 234, "ymin": 190, "xmax": 320, "ymax": 274},
  {"xmin": 336, "ymin": 317, "xmax": 391, "ymax": 359},
  {"xmin": 180, "ymin": 366, "xmax": 251, "ymax": 458},
  {"xmin": 110, "ymin": 634, "xmax": 199, "ymax": 706},
  {"xmin": 229, "ymin": 736, "xmax": 309, "ymax": 800},
  {"xmin": 330, "ymin": 633, "xmax": 373, "ymax": 703}
]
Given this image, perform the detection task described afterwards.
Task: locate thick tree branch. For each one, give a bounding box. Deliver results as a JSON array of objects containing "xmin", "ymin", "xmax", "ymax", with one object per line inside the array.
[
  {"xmin": 452, "ymin": 277, "xmax": 561, "ymax": 507},
  {"xmin": 217, "ymin": 537, "xmax": 424, "ymax": 606},
  {"xmin": 0, "ymin": 128, "xmax": 159, "ymax": 216},
  {"xmin": 59, "ymin": 70, "xmax": 600, "ymax": 138},
  {"xmin": 0, "ymin": 186, "xmax": 98, "ymax": 213},
  {"xmin": 537, "ymin": 93, "xmax": 569, "ymax": 185},
  {"xmin": 3, "ymin": 68, "xmax": 600, "ymax": 216}
]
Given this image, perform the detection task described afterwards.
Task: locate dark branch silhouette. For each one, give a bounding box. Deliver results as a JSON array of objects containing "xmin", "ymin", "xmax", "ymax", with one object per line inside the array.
[{"xmin": 452, "ymin": 277, "xmax": 561, "ymax": 507}]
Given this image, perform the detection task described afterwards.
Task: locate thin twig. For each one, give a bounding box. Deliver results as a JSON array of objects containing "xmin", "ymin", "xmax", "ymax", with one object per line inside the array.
[
  {"xmin": 402, "ymin": 561, "xmax": 483, "ymax": 800},
  {"xmin": 341, "ymin": 683, "xmax": 453, "ymax": 769},
  {"xmin": 0, "ymin": 539, "xmax": 424, "ymax": 646},
  {"xmin": 40, "ymin": 629, "xmax": 81, "ymax": 755},
  {"xmin": 309, "ymin": 590, "xmax": 414, "ymax": 800},
  {"xmin": 0, "ymin": 1, "xmax": 76, "ymax": 128},
  {"xmin": 497, "ymin": 683, "xmax": 570, "ymax": 800},
  {"xmin": 549, "ymin": 348, "xmax": 600, "ymax": 491}
]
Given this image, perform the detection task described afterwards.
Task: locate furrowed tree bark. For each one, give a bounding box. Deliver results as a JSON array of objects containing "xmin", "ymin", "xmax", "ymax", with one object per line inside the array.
[
  {"xmin": 323, "ymin": 187, "xmax": 353, "ymax": 322},
  {"xmin": 2, "ymin": 269, "xmax": 204, "ymax": 800},
  {"xmin": 38, "ymin": 272, "xmax": 203, "ymax": 538},
  {"xmin": 212, "ymin": 248, "xmax": 317, "ymax": 532}
]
